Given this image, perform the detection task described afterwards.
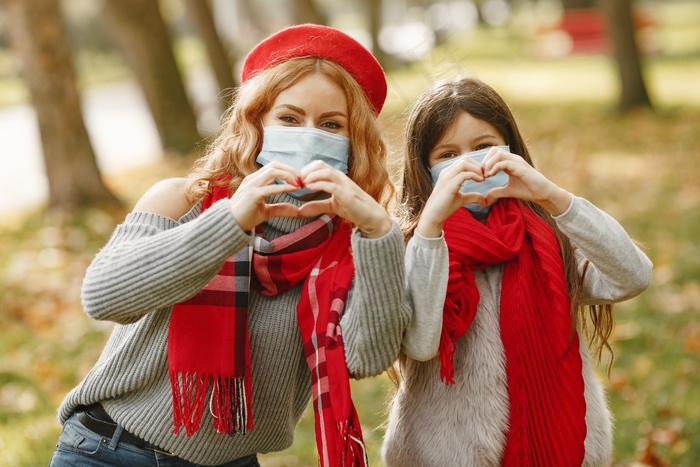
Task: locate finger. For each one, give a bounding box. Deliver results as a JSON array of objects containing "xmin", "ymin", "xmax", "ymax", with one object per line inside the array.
[
  {"xmin": 484, "ymin": 186, "xmax": 509, "ymax": 204},
  {"xmin": 303, "ymin": 179, "xmax": 346, "ymax": 197},
  {"xmin": 436, "ymin": 165, "xmax": 483, "ymax": 190},
  {"xmin": 261, "ymin": 160, "xmax": 298, "ymax": 174},
  {"xmin": 453, "ymin": 169, "xmax": 485, "ymax": 185},
  {"xmin": 459, "ymin": 192, "xmax": 488, "ymax": 206},
  {"xmin": 481, "ymin": 146, "xmax": 509, "ymax": 165},
  {"xmin": 248, "ymin": 181, "xmax": 299, "ymax": 199},
  {"xmin": 444, "ymin": 157, "xmax": 484, "ymax": 177},
  {"xmin": 299, "ymin": 160, "xmax": 332, "ymax": 177},
  {"xmin": 265, "ymin": 203, "xmax": 301, "ymax": 219},
  {"xmin": 301, "ymin": 166, "xmax": 345, "ymax": 186},
  {"xmin": 298, "ymin": 199, "xmax": 335, "ymax": 217},
  {"xmin": 483, "ymin": 149, "xmax": 530, "ymax": 177},
  {"xmin": 485, "ymin": 160, "xmax": 517, "ymax": 178},
  {"xmin": 253, "ymin": 162, "xmax": 299, "ymax": 185}
]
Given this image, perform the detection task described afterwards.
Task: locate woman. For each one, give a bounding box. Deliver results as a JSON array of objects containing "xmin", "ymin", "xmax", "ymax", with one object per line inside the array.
[
  {"xmin": 49, "ymin": 24, "xmax": 414, "ymax": 467},
  {"xmin": 382, "ymin": 76, "xmax": 652, "ymax": 466}
]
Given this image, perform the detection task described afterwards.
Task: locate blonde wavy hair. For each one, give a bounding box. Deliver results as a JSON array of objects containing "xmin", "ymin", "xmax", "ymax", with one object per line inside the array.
[{"xmin": 186, "ymin": 57, "xmax": 393, "ymax": 209}]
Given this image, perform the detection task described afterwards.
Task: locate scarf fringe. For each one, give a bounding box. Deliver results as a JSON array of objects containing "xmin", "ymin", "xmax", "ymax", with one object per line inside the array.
[
  {"xmin": 170, "ymin": 372, "xmax": 252, "ymax": 436},
  {"xmin": 336, "ymin": 419, "xmax": 369, "ymax": 467},
  {"xmin": 170, "ymin": 371, "xmax": 208, "ymax": 436},
  {"xmin": 211, "ymin": 375, "xmax": 253, "ymax": 435},
  {"xmin": 439, "ymin": 336, "xmax": 457, "ymax": 385}
]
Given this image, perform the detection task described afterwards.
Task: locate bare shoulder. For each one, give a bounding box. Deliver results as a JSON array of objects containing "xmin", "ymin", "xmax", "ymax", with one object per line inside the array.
[{"xmin": 132, "ymin": 177, "xmax": 197, "ymax": 221}]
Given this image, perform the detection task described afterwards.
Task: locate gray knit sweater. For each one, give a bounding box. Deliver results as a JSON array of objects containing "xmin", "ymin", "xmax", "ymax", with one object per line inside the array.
[
  {"xmin": 383, "ymin": 196, "xmax": 653, "ymax": 467},
  {"xmin": 58, "ymin": 194, "xmax": 411, "ymax": 465}
]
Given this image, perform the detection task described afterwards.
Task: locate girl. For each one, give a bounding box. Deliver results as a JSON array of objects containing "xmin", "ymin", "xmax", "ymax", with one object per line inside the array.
[
  {"xmin": 383, "ymin": 76, "xmax": 652, "ymax": 466},
  {"xmin": 49, "ymin": 24, "xmax": 420, "ymax": 467}
]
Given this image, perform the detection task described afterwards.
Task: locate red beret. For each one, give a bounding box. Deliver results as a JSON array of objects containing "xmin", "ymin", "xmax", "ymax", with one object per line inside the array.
[{"xmin": 241, "ymin": 24, "xmax": 387, "ymax": 115}]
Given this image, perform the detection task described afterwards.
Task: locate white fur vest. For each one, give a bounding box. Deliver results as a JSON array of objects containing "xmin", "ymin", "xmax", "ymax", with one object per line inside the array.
[{"xmin": 382, "ymin": 266, "xmax": 613, "ymax": 467}]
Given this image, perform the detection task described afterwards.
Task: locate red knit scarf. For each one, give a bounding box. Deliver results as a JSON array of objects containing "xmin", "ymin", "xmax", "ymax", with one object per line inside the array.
[
  {"xmin": 169, "ymin": 185, "xmax": 367, "ymax": 467},
  {"xmin": 441, "ymin": 199, "xmax": 587, "ymax": 466}
]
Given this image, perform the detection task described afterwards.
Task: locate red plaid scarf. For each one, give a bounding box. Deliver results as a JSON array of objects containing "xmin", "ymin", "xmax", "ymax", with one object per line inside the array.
[
  {"xmin": 169, "ymin": 185, "xmax": 367, "ymax": 467},
  {"xmin": 441, "ymin": 199, "xmax": 586, "ymax": 466}
]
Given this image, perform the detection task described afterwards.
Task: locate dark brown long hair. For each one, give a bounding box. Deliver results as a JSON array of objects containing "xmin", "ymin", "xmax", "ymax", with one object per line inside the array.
[{"xmin": 396, "ymin": 76, "xmax": 614, "ymax": 372}]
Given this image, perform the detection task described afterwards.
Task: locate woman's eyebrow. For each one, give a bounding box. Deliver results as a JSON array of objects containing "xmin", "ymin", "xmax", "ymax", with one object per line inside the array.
[{"xmin": 274, "ymin": 104, "xmax": 305, "ymax": 115}]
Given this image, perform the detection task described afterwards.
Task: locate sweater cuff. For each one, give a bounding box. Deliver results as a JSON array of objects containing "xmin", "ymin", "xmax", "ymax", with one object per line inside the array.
[
  {"xmin": 552, "ymin": 194, "xmax": 580, "ymax": 224},
  {"xmin": 410, "ymin": 230, "xmax": 446, "ymax": 249}
]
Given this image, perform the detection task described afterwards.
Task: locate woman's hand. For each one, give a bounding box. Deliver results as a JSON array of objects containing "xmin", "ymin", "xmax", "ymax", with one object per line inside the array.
[
  {"xmin": 416, "ymin": 157, "xmax": 486, "ymax": 238},
  {"xmin": 297, "ymin": 161, "xmax": 392, "ymax": 238},
  {"xmin": 228, "ymin": 162, "xmax": 302, "ymax": 231},
  {"xmin": 482, "ymin": 147, "xmax": 572, "ymax": 216}
]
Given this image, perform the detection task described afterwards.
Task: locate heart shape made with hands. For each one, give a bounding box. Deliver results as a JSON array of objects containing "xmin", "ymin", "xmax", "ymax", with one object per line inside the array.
[{"xmin": 430, "ymin": 145, "xmax": 510, "ymax": 199}]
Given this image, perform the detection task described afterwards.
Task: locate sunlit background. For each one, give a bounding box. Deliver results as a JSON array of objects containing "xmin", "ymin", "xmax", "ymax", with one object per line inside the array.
[{"xmin": 0, "ymin": 0, "xmax": 698, "ymax": 466}]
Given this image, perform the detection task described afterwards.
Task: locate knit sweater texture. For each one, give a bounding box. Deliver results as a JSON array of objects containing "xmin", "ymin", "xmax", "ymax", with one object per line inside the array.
[
  {"xmin": 382, "ymin": 196, "xmax": 653, "ymax": 467},
  {"xmin": 58, "ymin": 194, "xmax": 412, "ymax": 465}
]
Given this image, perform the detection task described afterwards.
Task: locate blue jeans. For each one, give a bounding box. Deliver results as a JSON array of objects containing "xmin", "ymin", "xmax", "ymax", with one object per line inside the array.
[{"xmin": 48, "ymin": 413, "xmax": 260, "ymax": 467}]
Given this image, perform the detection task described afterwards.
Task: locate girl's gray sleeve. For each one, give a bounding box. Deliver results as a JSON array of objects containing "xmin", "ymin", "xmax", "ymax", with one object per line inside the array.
[
  {"xmin": 554, "ymin": 195, "xmax": 652, "ymax": 304},
  {"xmin": 340, "ymin": 220, "xmax": 410, "ymax": 378},
  {"xmin": 402, "ymin": 232, "xmax": 448, "ymax": 361},
  {"xmin": 81, "ymin": 200, "xmax": 252, "ymax": 324}
]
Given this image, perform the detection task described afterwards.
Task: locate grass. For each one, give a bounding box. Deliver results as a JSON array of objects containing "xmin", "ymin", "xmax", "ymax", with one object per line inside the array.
[{"xmin": 1, "ymin": 12, "xmax": 700, "ymax": 467}]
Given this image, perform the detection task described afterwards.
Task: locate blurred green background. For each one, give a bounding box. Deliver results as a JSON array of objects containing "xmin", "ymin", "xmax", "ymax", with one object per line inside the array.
[{"xmin": 1, "ymin": 0, "xmax": 699, "ymax": 466}]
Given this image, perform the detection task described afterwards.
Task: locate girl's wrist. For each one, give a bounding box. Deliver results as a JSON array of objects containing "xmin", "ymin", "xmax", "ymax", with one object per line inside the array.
[
  {"xmin": 416, "ymin": 217, "xmax": 443, "ymax": 239},
  {"xmin": 539, "ymin": 187, "xmax": 572, "ymax": 216}
]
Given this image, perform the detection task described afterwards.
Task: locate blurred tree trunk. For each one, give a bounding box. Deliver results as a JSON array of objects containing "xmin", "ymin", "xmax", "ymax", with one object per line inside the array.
[
  {"xmin": 562, "ymin": 0, "xmax": 596, "ymax": 8},
  {"xmin": 185, "ymin": 0, "xmax": 237, "ymax": 112},
  {"xmin": 4, "ymin": 0, "xmax": 122, "ymax": 212},
  {"xmin": 365, "ymin": 0, "xmax": 390, "ymax": 70},
  {"xmin": 239, "ymin": 0, "xmax": 267, "ymax": 34},
  {"xmin": 292, "ymin": 0, "xmax": 327, "ymax": 25},
  {"xmin": 102, "ymin": 0, "xmax": 201, "ymax": 155},
  {"xmin": 598, "ymin": 0, "xmax": 652, "ymax": 112}
]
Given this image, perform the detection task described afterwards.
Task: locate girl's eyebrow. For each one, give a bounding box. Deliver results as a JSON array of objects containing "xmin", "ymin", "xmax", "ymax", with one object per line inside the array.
[
  {"xmin": 474, "ymin": 134, "xmax": 499, "ymax": 142},
  {"xmin": 431, "ymin": 143, "xmax": 455, "ymax": 153},
  {"xmin": 430, "ymin": 133, "xmax": 500, "ymax": 156}
]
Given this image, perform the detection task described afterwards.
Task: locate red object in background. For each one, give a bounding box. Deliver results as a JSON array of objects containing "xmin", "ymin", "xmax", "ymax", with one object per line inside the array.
[
  {"xmin": 560, "ymin": 8, "xmax": 610, "ymax": 53},
  {"xmin": 540, "ymin": 7, "xmax": 656, "ymax": 55}
]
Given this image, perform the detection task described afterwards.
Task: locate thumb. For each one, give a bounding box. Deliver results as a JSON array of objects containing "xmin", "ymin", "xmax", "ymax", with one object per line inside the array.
[{"xmin": 485, "ymin": 186, "xmax": 509, "ymax": 205}]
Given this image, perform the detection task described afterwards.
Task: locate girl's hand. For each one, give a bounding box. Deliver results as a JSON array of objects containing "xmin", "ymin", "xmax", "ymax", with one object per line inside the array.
[
  {"xmin": 482, "ymin": 147, "xmax": 572, "ymax": 216},
  {"xmin": 297, "ymin": 161, "xmax": 392, "ymax": 238},
  {"xmin": 228, "ymin": 162, "xmax": 302, "ymax": 231},
  {"xmin": 416, "ymin": 157, "xmax": 486, "ymax": 238}
]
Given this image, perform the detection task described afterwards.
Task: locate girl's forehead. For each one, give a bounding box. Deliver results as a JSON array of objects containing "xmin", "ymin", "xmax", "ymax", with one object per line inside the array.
[{"xmin": 438, "ymin": 112, "xmax": 499, "ymax": 142}]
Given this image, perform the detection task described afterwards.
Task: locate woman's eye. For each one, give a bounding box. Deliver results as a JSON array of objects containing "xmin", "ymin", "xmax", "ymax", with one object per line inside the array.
[
  {"xmin": 475, "ymin": 144, "xmax": 494, "ymax": 151},
  {"xmin": 439, "ymin": 152, "xmax": 458, "ymax": 160},
  {"xmin": 279, "ymin": 115, "xmax": 299, "ymax": 124},
  {"xmin": 320, "ymin": 121, "xmax": 342, "ymax": 130}
]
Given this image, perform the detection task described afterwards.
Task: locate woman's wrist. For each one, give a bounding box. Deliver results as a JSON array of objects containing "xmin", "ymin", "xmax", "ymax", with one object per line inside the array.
[{"xmin": 359, "ymin": 214, "xmax": 392, "ymax": 238}]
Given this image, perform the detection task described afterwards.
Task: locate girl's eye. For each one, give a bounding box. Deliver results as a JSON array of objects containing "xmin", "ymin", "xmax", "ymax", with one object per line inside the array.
[
  {"xmin": 439, "ymin": 152, "xmax": 458, "ymax": 160},
  {"xmin": 475, "ymin": 143, "xmax": 495, "ymax": 151}
]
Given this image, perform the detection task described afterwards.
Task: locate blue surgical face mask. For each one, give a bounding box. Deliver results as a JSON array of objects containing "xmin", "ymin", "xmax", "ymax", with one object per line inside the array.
[
  {"xmin": 430, "ymin": 145, "xmax": 510, "ymax": 218},
  {"xmin": 256, "ymin": 126, "xmax": 350, "ymax": 198}
]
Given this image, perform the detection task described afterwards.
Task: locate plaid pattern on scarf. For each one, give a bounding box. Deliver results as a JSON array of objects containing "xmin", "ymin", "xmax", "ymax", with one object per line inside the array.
[
  {"xmin": 168, "ymin": 186, "xmax": 254, "ymax": 436},
  {"xmin": 442, "ymin": 200, "xmax": 586, "ymax": 466},
  {"xmin": 253, "ymin": 215, "xmax": 368, "ymax": 467},
  {"xmin": 169, "ymin": 184, "xmax": 367, "ymax": 466}
]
